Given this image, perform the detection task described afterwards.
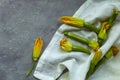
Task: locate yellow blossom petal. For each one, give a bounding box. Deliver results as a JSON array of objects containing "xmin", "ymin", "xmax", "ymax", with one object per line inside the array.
[
  {"xmin": 60, "ymin": 38, "xmax": 72, "ymax": 52},
  {"xmin": 98, "ymin": 22, "xmax": 110, "ymax": 40},
  {"xmin": 88, "ymin": 40, "xmax": 99, "ymax": 52},
  {"xmin": 33, "ymin": 37, "xmax": 43, "ymax": 61},
  {"xmin": 60, "ymin": 16, "xmax": 84, "ymax": 28},
  {"xmin": 92, "ymin": 51, "xmax": 102, "ymax": 65}
]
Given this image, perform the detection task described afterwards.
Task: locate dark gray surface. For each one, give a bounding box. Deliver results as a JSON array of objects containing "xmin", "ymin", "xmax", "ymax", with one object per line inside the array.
[{"xmin": 0, "ymin": 0, "xmax": 85, "ymax": 80}]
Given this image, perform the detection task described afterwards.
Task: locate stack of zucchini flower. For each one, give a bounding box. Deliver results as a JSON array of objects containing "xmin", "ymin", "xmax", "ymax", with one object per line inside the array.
[
  {"xmin": 59, "ymin": 7, "xmax": 120, "ymax": 80},
  {"xmin": 86, "ymin": 8, "xmax": 119, "ymax": 79}
]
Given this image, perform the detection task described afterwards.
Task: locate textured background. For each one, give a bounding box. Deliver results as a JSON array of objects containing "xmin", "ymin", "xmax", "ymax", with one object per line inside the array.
[{"xmin": 0, "ymin": 0, "xmax": 85, "ymax": 80}]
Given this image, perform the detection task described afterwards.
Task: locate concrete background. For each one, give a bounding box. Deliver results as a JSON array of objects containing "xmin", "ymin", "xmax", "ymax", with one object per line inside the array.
[{"xmin": 0, "ymin": 0, "xmax": 85, "ymax": 80}]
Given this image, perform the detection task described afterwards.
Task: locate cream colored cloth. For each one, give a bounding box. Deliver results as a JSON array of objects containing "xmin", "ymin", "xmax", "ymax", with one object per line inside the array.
[{"xmin": 34, "ymin": 0, "xmax": 120, "ymax": 80}]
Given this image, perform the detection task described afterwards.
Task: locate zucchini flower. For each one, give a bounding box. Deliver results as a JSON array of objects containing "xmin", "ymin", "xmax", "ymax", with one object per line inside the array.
[
  {"xmin": 91, "ymin": 51, "xmax": 102, "ymax": 65},
  {"xmin": 98, "ymin": 22, "xmax": 109, "ymax": 40},
  {"xmin": 98, "ymin": 8, "xmax": 119, "ymax": 45},
  {"xmin": 26, "ymin": 37, "xmax": 43, "ymax": 77},
  {"xmin": 88, "ymin": 40, "xmax": 99, "ymax": 52},
  {"xmin": 94, "ymin": 46, "xmax": 119, "ymax": 72},
  {"xmin": 86, "ymin": 45, "xmax": 119, "ymax": 79},
  {"xmin": 86, "ymin": 51, "xmax": 102, "ymax": 79},
  {"xmin": 33, "ymin": 38, "xmax": 43, "ymax": 61},
  {"xmin": 60, "ymin": 38, "xmax": 72, "ymax": 52},
  {"xmin": 60, "ymin": 16, "xmax": 99, "ymax": 33},
  {"xmin": 60, "ymin": 38, "xmax": 91, "ymax": 54},
  {"xmin": 95, "ymin": 49, "xmax": 113, "ymax": 71},
  {"xmin": 60, "ymin": 16, "xmax": 84, "ymax": 28},
  {"xmin": 64, "ymin": 31, "xmax": 99, "ymax": 52},
  {"xmin": 95, "ymin": 46, "xmax": 119, "ymax": 69}
]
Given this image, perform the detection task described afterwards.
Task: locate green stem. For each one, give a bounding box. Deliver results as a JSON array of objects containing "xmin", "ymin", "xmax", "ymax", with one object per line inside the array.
[
  {"xmin": 86, "ymin": 62, "xmax": 95, "ymax": 80},
  {"xmin": 108, "ymin": 8, "xmax": 119, "ymax": 27},
  {"xmin": 26, "ymin": 61, "xmax": 36, "ymax": 77},
  {"xmin": 64, "ymin": 32, "xmax": 89, "ymax": 44},
  {"xmin": 84, "ymin": 22, "xmax": 100, "ymax": 34},
  {"xmin": 72, "ymin": 45, "xmax": 91, "ymax": 54}
]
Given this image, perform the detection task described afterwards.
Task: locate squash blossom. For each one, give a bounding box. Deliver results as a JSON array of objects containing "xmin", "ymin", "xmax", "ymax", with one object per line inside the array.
[
  {"xmin": 60, "ymin": 16, "xmax": 84, "ymax": 28},
  {"xmin": 94, "ymin": 46, "xmax": 119, "ymax": 72},
  {"xmin": 88, "ymin": 40, "xmax": 99, "ymax": 52},
  {"xmin": 98, "ymin": 8, "xmax": 119, "ymax": 45},
  {"xmin": 60, "ymin": 38, "xmax": 91, "ymax": 54},
  {"xmin": 95, "ymin": 48, "xmax": 113, "ymax": 71},
  {"xmin": 86, "ymin": 51, "xmax": 102, "ymax": 79},
  {"xmin": 98, "ymin": 22, "xmax": 110, "ymax": 40},
  {"xmin": 86, "ymin": 46, "xmax": 119, "ymax": 79},
  {"xmin": 33, "ymin": 38, "xmax": 43, "ymax": 61},
  {"xmin": 86, "ymin": 51, "xmax": 103, "ymax": 79},
  {"xmin": 91, "ymin": 51, "xmax": 102, "ymax": 65},
  {"xmin": 60, "ymin": 38, "xmax": 72, "ymax": 52},
  {"xmin": 64, "ymin": 31, "xmax": 99, "ymax": 52},
  {"xmin": 26, "ymin": 37, "xmax": 43, "ymax": 77},
  {"xmin": 60, "ymin": 16, "xmax": 99, "ymax": 33}
]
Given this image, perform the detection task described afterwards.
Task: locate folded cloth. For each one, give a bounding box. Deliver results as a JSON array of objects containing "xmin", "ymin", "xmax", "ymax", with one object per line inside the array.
[{"xmin": 34, "ymin": 0, "xmax": 120, "ymax": 80}]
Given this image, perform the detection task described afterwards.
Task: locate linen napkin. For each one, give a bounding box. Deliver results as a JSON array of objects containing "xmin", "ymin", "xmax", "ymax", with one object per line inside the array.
[{"xmin": 34, "ymin": 0, "xmax": 120, "ymax": 80}]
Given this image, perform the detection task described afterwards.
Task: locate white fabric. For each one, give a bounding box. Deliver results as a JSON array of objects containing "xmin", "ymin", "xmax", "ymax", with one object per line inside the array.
[{"xmin": 34, "ymin": 0, "xmax": 120, "ymax": 80}]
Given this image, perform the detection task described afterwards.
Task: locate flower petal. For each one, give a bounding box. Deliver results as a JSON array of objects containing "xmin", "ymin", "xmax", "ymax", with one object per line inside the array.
[
  {"xmin": 60, "ymin": 38, "xmax": 72, "ymax": 52},
  {"xmin": 33, "ymin": 37, "xmax": 43, "ymax": 61},
  {"xmin": 92, "ymin": 51, "xmax": 102, "ymax": 65},
  {"xmin": 60, "ymin": 16, "xmax": 84, "ymax": 28},
  {"xmin": 88, "ymin": 40, "xmax": 99, "ymax": 52}
]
